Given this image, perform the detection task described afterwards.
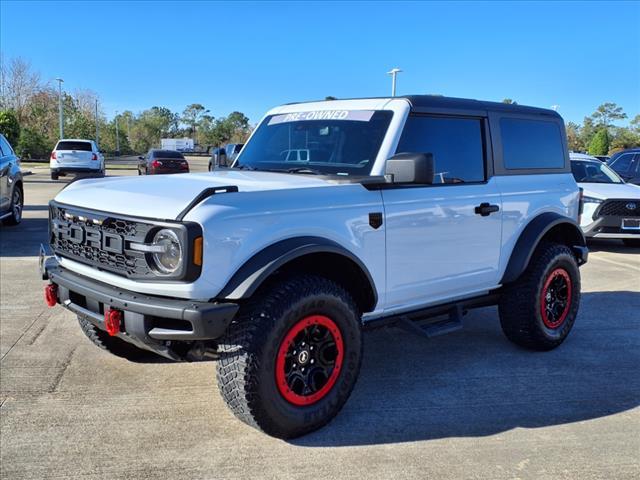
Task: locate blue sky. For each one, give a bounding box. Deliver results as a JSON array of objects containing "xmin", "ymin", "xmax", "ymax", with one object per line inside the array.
[{"xmin": 1, "ymin": 1, "xmax": 639, "ymax": 124}]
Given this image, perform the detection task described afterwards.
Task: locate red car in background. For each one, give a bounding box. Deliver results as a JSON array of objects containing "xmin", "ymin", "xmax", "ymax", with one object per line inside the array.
[{"xmin": 138, "ymin": 149, "xmax": 189, "ymax": 175}]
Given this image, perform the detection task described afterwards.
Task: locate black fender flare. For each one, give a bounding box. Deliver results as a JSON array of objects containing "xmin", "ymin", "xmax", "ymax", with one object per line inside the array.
[
  {"xmin": 218, "ymin": 236, "xmax": 378, "ymax": 307},
  {"xmin": 501, "ymin": 212, "xmax": 587, "ymax": 284}
]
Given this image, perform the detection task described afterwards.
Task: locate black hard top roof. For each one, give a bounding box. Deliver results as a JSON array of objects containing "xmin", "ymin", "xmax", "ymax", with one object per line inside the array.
[
  {"xmin": 287, "ymin": 95, "xmax": 561, "ymax": 118},
  {"xmin": 402, "ymin": 95, "xmax": 560, "ymax": 117}
]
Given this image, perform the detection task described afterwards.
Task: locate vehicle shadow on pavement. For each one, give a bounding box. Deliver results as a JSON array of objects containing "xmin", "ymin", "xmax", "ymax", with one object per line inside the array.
[
  {"xmin": 0, "ymin": 217, "xmax": 49, "ymax": 257},
  {"xmin": 293, "ymin": 291, "xmax": 640, "ymax": 447},
  {"xmin": 22, "ymin": 205, "xmax": 50, "ymax": 212}
]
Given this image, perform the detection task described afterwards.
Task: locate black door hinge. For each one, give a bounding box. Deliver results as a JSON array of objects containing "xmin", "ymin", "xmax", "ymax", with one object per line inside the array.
[{"xmin": 369, "ymin": 212, "xmax": 383, "ymax": 229}]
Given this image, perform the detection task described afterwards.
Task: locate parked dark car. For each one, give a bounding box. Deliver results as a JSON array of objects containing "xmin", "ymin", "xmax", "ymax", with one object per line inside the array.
[
  {"xmin": 0, "ymin": 134, "xmax": 23, "ymax": 226},
  {"xmin": 208, "ymin": 147, "xmax": 227, "ymax": 171},
  {"xmin": 608, "ymin": 148, "xmax": 640, "ymax": 185},
  {"xmin": 138, "ymin": 149, "xmax": 189, "ymax": 175}
]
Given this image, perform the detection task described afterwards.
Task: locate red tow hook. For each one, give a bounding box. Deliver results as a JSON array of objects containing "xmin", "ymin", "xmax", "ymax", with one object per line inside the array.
[
  {"xmin": 44, "ymin": 284, "xmax": 58, "ymax": 307},
  {"xmin": 104, "ymin": 309, "xmax": 123, "ymax": 336}
]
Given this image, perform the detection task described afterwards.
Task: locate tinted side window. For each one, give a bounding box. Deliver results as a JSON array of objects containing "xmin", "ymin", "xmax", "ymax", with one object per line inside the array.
[
  {"xmin": 610, "ymin": 154, "xmax": 634, "ymax": 174},
  {"xmin": 0, "ymin": 136, "xmax": 12, "ymax": 156},
  {"xmin": 500, "ymin": 118, "xmax": 565, "ymax": 169},
  {"xmin": 396, "ymin": 116, "xmax": 485, "ymax": 184}
]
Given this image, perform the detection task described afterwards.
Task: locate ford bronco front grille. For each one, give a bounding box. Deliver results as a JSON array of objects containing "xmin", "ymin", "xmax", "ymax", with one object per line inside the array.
[
  {"xmin": 49, "ymin": 203, "xmax": 156, "ymax": 278},
  {"xmin": 595, "ymin": 200, "xmax": 640, "ymax": 218}
]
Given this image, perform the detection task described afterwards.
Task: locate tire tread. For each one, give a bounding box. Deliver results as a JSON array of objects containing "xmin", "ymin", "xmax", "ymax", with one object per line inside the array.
[
  {"xmin": 499, "ymin": 242, "xmax": 580, "ymax": 351},
  {"xmin": 216, "ymin": 274, "xmax": 360, "ymax": 438}
]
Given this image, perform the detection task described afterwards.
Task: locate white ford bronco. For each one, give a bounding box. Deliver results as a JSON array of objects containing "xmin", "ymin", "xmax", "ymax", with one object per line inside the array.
[{"xmin": 41, "ymin": 96, "xmax": 588, "ymax": 438}]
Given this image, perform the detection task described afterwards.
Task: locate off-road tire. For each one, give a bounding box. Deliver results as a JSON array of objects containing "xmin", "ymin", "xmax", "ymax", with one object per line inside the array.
[
  {"xmin": 216, "ymin": 274, "xmax": 362, "ymax": 439},
  {"xmin": 51, "ymin": 171, "xmax": 59, "ymax": 180},
  {"xmin": 2, "ymin": 185, "xmax": 23, "ymax": 226},
  {"xmin": 499, "ymin": 243, "xmax": 580, "ymax": 351},
  {"xmin": 77, "ymin": 315, "xmax": 156, "ymax": 361},
  {"xmin": 623, "ymin": 238, "xmax": 640, "ymax": 248}
]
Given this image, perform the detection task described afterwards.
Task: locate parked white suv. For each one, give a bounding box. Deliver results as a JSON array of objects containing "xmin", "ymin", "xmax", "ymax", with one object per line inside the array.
[
  {"xmin": 41, "ymin": 96, "xmax": 588, "ymax": 438},
  {"xmin": 50, "ymin": 139, "xmax": 104, "ymax": 180},
  {"xmin": 570, "ymin": 152, "xmax": 640, "ymax": 247}
]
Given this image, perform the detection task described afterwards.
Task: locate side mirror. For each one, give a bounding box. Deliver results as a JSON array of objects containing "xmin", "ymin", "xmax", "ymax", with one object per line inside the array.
[
  {"xmin": 138, "ymin": 156, "xmax": 144, "ymax": 160},
  {"xmin": 385, "ymin": 152, "xmax": 434, "ymax": 184}
]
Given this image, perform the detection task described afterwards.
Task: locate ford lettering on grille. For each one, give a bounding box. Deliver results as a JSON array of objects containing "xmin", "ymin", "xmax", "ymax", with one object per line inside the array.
[
  {"xmin": 52, "ymin": 220, "xmax": 124, "ymax": 254},
  {"xmin": 49, "ymin": 203, "xmax": 155, "ymax": 278}
]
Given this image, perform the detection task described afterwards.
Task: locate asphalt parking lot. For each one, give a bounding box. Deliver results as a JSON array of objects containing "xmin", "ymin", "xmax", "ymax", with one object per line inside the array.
[{"xmin": 1, "ymin": 159, "xmax": 639, "ymax": 479}]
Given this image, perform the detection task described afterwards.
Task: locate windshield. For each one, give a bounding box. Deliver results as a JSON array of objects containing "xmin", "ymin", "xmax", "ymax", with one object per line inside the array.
[
  {"xmin": 235, "ymin": 110, "xmax": 393, "ymax": 176},
  {"xmin": 571, "ymin": 160, "xmax": 623, "ymax": 184}
]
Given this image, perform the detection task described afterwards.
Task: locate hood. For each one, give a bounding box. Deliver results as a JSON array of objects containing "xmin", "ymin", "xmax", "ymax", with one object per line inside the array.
[
  {"xmin": 54, "ymin": 170, "xmax": 334, "ymax": 219},
  {"xmin": 578, "ymin": 181, "xmax": 640, "ymax": 201}
]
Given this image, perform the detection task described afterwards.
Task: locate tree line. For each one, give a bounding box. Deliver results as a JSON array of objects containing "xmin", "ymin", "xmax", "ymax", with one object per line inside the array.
[
  {"xmin": 502, "ymin": 98, "xmax": 639, "ymax": 156},
  {"xmin": 0, "ymin": 56, "xmax": 252, "ymax": 158},
  {"xmin": 1, "ymin": 55, "xmax": 638, "ymax": 159}
]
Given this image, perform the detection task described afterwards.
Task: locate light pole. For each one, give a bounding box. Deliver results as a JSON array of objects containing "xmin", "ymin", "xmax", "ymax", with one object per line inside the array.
[
  {"xmin": 56, "ymin": 78, "xmax": 64, "ymax": 139},
  {"xmin": 95, "ymin": 99, "xmax": 99, "ymax": 148},
  {"xmin": 115, "ymin": 111, "xmax": 120, "ymax": 155},
  {"xmin": 387, "ymin": 68, "xmax": 402, "ymax": 97}
]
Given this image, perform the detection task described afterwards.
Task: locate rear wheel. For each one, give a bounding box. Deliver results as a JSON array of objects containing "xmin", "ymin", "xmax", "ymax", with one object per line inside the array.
[
  {"xmin": 216, "ymin": 275, "xmax": 362, "ymax": 438},
  {"xmin": 77, "ymin": 316, "xmax": 157, "ymax": 361},
  {"xmin": 3, "ymin": 186, "xmax": 23, "ymax": 226},
  {"xmin": 499, "ymin": 243, "xmax": 580, "ymax": 351},
  {"xmin": 51, "ymin": 171, "xmax": 59, "ymax": 180},
  {"xmin": 623, "ymin": 238, "xmax": 640, "ymax": 248}
]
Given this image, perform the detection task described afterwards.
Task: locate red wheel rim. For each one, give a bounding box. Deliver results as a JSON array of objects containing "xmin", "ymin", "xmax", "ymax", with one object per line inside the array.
[
  {"xmin": 540, "ymin": 268, "xmax": 572, "ymax": 329},
  {"xmin": 275, "ymin": 315, "xmax": 344, "ymax": 406}
]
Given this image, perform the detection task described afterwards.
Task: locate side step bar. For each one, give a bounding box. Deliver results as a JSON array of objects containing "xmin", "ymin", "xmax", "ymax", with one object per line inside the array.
[
  {"xmin": 366, "ymin": 292, "xmax": 501, "ymax": 339},
  {"xmin": 397, "ymin": 305, "xmax": 464, "ymax": 338}
]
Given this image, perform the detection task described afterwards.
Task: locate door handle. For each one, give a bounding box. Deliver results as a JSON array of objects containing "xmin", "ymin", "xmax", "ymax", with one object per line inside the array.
[{"xmin": 475, "ymin": 202, "xmax": 500, "ymax": 217}]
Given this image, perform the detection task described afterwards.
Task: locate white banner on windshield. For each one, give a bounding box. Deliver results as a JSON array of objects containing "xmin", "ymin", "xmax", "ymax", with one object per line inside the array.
[{"xmin": 268, "ymin": 110, "xmax": 375, "ymax": 125}]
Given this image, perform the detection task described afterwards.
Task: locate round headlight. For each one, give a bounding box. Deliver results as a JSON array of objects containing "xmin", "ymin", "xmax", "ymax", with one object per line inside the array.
[{"xmin": 152, "ymin": 229, "xmax": 182, "ymax": 274}]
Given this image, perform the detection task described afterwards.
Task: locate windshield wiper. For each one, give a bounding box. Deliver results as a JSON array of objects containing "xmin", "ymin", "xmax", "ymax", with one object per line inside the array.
[
  {"xmin": 235, "ymin": 164, "xmax": 323, "ymax": 175},
  {"xmin": 285, "ymin": 167, "xmax": 323, "ymax": 175}
]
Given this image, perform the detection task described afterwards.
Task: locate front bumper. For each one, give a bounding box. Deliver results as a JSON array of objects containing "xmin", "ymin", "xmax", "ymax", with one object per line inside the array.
[
  {"xmin": 40, "ymin": 245, "xmax": 238, "ymax": 359},
  {"xmin": 582, "ymin": 215, "xmax": 640, "ymax": 239}
]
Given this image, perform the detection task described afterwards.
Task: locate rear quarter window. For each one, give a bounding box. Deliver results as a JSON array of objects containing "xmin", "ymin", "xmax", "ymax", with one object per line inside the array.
[{"xmin": 500, "ymin": 118, "xmax": 565, "ymax": 169}]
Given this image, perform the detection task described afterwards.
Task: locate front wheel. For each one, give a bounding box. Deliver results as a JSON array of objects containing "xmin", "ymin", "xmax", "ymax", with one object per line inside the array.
[
  {"xmin": 3, "ymin": 186, "xmax": 23, "ymax": 226},
  {"xmin": 499, "ymin": 243, "xmax": 581, "ymax": 351},
  {"xmin": 216, "ymin": 275, "xmax": 362, "ymax": 438}
]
